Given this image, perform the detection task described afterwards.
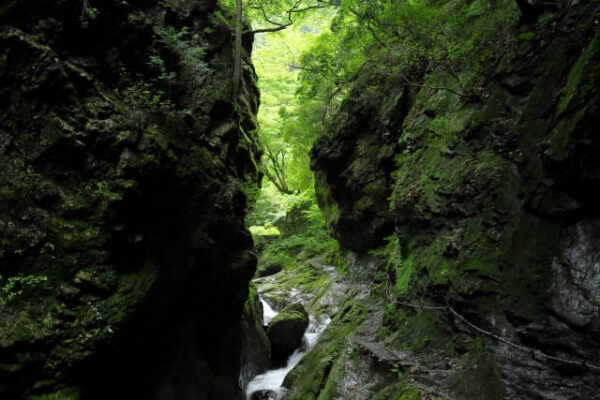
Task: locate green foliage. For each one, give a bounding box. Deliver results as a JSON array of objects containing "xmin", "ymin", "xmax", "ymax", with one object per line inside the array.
[
  {"xmin": 257, "ymin": 225, "xmax": 337, "ymax": 270},
  {"xmin": 159, "ymin": 0, "xmax": 179, "ymax": 12},
  {"xmin": 250, "ymin": 184, "xmax": 340, "ymax": 282},
  {"xmin": 26, "ymin": 387, "xmax": 82, "ymax": 400},
  {"xmin": 81, "ymin": 0, "xmax": 99, "ymax": 20},
  {"xmin": 156, "ymin": 26, "xmax": 210, "ymax": 83},
  {"xmin": 219, "ymin": 0, "xmax": 329, "ymax": 33},
  {"xmin": 0, "ymin": 158, "xmax": 42, "ymax": 201},
  {"xmin": 243, "ymin": 282, "xmax": 258, "ymax": 315},
  {"xmin": 369, "ymin": 234, "xmax": 415, "ymax": 297},
  {"xmin": 122, "ymin": 24, "xmax": 213, "ymax": 117},
  {"xmin": 248, "ymin": 0, "xmax": 521, "ymax": 289},
  {"xmin": 249, "ymin": 223, "xmax": 281, "ymax": 237},
  {"xmin": 122, "ymin": 80, "xmax": 173, "ymax": 112},
  {"xmin": 247, "ymin": 185, "xmax": 306, "ymax": 227},
  {"xmin": 370, "ymin": 235, "xmax": 402, "ymax": 270},
  {"xmin": 556, "ymin": 34, "xmax": 600, "ymax": 117},
  {"xmin": 517, "ymin": 31, "xmax": 535, "ymax": 41},
  {"xmin": 241, "ymin": 7, "xmax": 336, "ymax": 254},
  {"xmin": 285, "ymin": 298, "xmax": 368, "ymax": 400},
  {"xmin": 296, "ymin": 0, "xmax": 520, "ymax": 120},
  {"xmin": 322, "ymin": 241, "xmax": 348, "ymax": 275},
  {"xmin": 371, "ymin": 383, "xmax": 423, "ymax": 400},
  {"xmin": 1, "ymin": 274, "xmax": 48, "ymax": 302},
  {"xmin": 252, "ymin": 19, "xmax": 331, "ymax": 195}
]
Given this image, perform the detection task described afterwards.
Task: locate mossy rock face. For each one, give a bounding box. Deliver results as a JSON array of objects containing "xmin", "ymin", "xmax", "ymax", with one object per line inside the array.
[
  {"xmin": 267, "ymin": 302, "xmax": 309, "ymax": 364},
  {"xmin": 311, "ymin": 64, "xmax": 414, "ymax": 251},
  {"xmin": 445, "ymin": 352, "xmax": 505, "ymax": 400},
  {"xmin": 0, "ymin": 0, "xmax": 261, "ymax": 398},
  {"xmin": 309, "ymin": 2, "xmax": 600, "ymax": 399},
  {"xmin": 283, "ymin": 297, "xmax": 368, "ymax": 400}
]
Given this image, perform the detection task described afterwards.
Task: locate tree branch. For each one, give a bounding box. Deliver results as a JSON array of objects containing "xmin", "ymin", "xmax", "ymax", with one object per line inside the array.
[
  {"xmin": 247, "ymin": 0, "xmax": 328, "ymax": 34},
  {"xmin": 233, "ymin": 0, "xmax": 243, "ymax": 97},
  {"xmin": 263, "ymin": 145, "xmax": 294, "ymax": 195},
  {"xmin": 249, "ymin": 25, "xmax": 292, "ymax": 34},
  {"xmin": 346, "ymin": 7, "xmax": 388, "ymax": 49}
]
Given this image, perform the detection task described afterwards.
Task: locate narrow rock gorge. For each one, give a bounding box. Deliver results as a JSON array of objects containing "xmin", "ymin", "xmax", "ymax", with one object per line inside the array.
[{"xmin": 2, "ymin": 0, "xmax": 600, "ymax": 399}]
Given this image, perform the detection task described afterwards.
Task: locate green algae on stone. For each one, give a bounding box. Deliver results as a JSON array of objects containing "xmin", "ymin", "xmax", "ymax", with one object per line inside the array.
[
  {"xmin": 267, "ymin": 302, "xmax": 309, "ymax": 363},
  {"xmin": 556, "ymin": 33, "xmax": 600, "ymax": 117},
  {"xmin": 284, "ymin": 298, "xmax": 368, "ymax": 400}
]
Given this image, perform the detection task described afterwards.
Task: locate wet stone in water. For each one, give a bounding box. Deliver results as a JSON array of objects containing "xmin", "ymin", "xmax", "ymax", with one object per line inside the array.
[{"xmin": 251, "ymin": 389, "xmax": 278, "ymax": 400}]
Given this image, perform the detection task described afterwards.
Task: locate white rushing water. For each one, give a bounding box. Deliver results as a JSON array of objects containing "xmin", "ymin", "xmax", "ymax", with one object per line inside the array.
[
  {"xmin": 261, "ymin": 298, "xmax": 278, "ymax": 326},
  {"xmin": 246, "ymin": 300, "xmax": 331, "ymax": 400}
]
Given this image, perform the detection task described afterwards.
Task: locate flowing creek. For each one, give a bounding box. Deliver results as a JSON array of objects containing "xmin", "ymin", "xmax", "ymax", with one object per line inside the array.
[{"xmin": 245, "ymin": 298, "xmax": 331, "ymax": 400}]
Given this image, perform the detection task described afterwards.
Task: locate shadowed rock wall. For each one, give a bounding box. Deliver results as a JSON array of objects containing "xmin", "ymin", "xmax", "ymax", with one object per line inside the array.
[{"xmin": 0, "ymin": 1, "xmax": 261, "ymax": 398}]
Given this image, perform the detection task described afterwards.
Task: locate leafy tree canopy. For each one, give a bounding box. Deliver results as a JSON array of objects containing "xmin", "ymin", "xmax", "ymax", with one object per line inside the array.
[{"xmin": 241, "ymin": 0, "xmax": 520, "ymax": 233}]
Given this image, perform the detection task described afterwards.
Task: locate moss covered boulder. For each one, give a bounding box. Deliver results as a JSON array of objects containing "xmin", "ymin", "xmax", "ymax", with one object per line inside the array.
[{"xmin": 266, "ymin": 302, "xmax": 309, "ymax": 364}]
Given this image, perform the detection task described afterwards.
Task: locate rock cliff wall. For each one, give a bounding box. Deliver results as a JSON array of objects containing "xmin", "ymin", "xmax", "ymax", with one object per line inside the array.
[
  {"xmin": 0, "ymin": 1, "xmax": 261, "ymax": 398},
  {"xmin": 311, "ymin": 1, "xmax": 600, "ymax": 398}
]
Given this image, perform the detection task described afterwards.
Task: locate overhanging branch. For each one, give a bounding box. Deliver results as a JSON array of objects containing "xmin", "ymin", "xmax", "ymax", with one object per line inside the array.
[{"xmin": 246, "ymin": 0, "xmax": 328, "ymax": 34}]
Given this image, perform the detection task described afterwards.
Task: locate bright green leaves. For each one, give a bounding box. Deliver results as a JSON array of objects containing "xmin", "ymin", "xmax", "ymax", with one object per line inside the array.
[
  {"xmin": 1, "ymin": 274, "xmax": 48, "ymax": 302},
  {"xmin": 219, "ymin": 0, "xmax": 330, "ymax": 33},
  {"xmin": 246, "ymin": 0, "xmax": 329, "ymax": 32},
  {"xmin": 153, "ymin": 26, "xmax": 210, "ymax": 87},
  {"xmin": 299, "ymin": 0, "xmax": 521, "ymax": 115},
  {"xmin": 253, "ymin": 17, "xmax": 331, "ymax": 196}
]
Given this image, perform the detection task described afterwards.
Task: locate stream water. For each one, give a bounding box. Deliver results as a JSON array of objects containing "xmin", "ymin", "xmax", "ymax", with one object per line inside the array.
[
  {"xmin": 246, "ymin": 298, "xmax": 331, "ymax": 400},
  {"xmin": 261, "ymin": 299, "xmax": 277, "ymax": 325}
]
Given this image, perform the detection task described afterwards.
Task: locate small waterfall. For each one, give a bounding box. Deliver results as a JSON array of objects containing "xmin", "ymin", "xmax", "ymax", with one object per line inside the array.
[
  {"xmin": 246, "ymin": 299, "xmax": 331, "ymax": 400},
  {"xmin": 261, "ymin": 298, "xmax": 277, "ymax": 326}
]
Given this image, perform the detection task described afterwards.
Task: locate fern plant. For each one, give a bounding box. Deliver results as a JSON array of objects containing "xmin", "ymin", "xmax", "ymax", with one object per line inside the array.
[{"xmin": 154, "ymin": 26, "xmax": 211, "ymax": 87}]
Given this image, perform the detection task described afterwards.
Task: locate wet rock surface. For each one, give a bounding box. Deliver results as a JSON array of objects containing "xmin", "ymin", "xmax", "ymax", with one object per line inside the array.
[
  {"xmin": 250, "ymin": 390, "xmax": 278, "ymax": 400},
  {"xmin": 549, "ymin": 219, "xmax": 600, "ymax": 331}
]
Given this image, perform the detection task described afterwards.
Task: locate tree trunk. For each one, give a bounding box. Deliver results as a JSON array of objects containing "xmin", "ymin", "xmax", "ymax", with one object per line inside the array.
[{"xmin": 233, "ymin": 0, "xmax": 243, "ymax": 97}]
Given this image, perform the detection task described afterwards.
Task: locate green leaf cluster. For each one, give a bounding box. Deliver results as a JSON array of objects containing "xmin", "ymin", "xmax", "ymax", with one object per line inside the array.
[
  {"xmin": 253, "ymin": 22, "xmax": 332, "ymax": 195},
  {"xmin": 1, "ymin": 274, "xmax": 48, "ymax": 302},
  {"xmin": 152, "ymin": 26, "xmax": 211, "ymax": 88},
  {"xmin": 296, "ymin": 0, "xmax": 520, "ymax": 115}
]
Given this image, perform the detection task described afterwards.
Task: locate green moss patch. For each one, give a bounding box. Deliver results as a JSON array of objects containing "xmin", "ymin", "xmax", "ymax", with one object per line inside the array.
[{"xmin": 285, "ymin": 297, "xmax": 368, "ymax": 400}]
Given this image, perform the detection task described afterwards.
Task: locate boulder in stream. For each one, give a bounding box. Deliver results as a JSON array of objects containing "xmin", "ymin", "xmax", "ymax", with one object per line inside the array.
[
  {"xmin": 266, "ymin": 302, "xmax": 309, "ymax": 364},
  {"xmin": 250, "ymin": 389, "xmax": 278, "ymax": 400}
]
